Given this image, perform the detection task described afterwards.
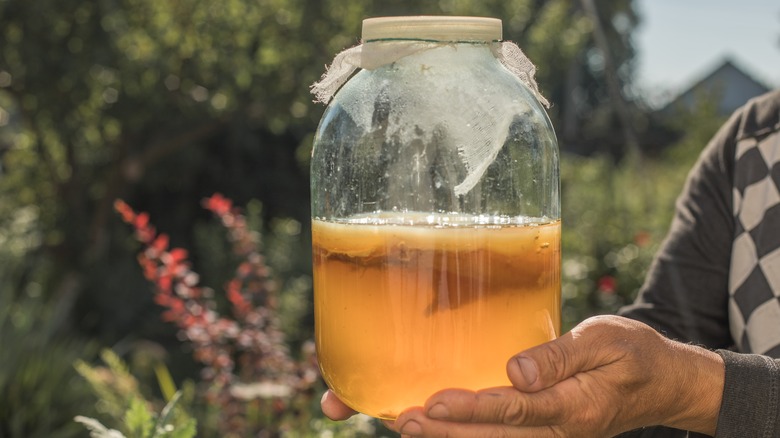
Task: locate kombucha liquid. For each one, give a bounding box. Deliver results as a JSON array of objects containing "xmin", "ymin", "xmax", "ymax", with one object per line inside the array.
[{"xmin": 312, "ymin": 214, "xmax": 561, "ymax": 419}]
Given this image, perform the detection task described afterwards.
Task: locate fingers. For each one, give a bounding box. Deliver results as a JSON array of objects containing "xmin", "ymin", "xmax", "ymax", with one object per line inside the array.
[
  {"xmin": 507, "ymin": 315, "xmax": 633, "ymax": 392},
  {"xmin": 320, "ymin": 390, "xmax": 357, "ymax": 421},
  {"xmin": 506, "ymin": 337, "xmax": 580, "ymax": 392},
  {"xmin": 421, "ymin": 386, "xmax": 568, "ymax": 427},
  {"xmin": 390, "ymin": 406, "xmax": 564, "ymax": 438}
]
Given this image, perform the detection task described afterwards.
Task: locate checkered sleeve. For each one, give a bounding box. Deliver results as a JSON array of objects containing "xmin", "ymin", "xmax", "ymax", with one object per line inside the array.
[{"xmin": 726, "ymin": 127, "xmax": 780, "ymax": 356}]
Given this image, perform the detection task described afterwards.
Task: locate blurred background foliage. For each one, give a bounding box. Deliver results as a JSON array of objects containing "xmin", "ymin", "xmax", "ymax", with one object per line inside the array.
[{"xmin": 0, "ymin": 0, "xmax": 730, "ymax": 436}]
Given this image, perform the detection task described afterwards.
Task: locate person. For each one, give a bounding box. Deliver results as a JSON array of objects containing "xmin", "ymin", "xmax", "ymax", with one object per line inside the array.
[{"xmin": 321, "ymin": 88, "xmax": 780, "ymax": 437}]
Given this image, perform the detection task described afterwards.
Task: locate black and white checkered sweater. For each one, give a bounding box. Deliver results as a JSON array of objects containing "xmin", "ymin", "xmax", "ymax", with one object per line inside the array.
[
  {"xmin": 619, "ymin": 89, "xmax": 780, "ymax": 438},
  {"xmin": 729, "ymin": 107, "xmax": 780, "ymax": 356}
]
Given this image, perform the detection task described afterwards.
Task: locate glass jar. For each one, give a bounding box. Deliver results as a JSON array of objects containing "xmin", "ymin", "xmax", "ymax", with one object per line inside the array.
[{"xmin": 310, "ymin": 16, "xmax": 560, "ymax": 420}]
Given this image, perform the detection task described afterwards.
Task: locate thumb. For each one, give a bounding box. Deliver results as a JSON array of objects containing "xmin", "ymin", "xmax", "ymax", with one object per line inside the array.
[
  {"xmin": 321, "ymin": 390, "xmax": 358, "ymax": 421},
  {"xmin": 506, "ymin": 315, "xmax": 624, "ymax": 392}
]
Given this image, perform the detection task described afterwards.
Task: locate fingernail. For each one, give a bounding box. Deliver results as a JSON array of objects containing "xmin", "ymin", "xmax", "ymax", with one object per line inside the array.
[
  {"xmin": 427, "ymin": 403, "xmax": 449, "ymax": 419},
  {"xmin": 399, "ymin": 420, "xmax": 422, "ymax": 436},
  {"xmin": 516, "ymin": 356, "xmax": 538, "ymax": 385}
]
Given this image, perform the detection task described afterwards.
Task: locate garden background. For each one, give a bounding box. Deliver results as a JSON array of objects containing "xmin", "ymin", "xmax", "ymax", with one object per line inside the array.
[{"xmin": 0, "ymin": 0, "xmax": 737, "ymax": 436}]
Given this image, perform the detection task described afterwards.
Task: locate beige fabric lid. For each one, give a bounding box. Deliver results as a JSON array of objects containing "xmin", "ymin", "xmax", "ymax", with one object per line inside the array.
[{"xmin": 362, "ymin": 16, "xmax": 502, "ymax": 42}]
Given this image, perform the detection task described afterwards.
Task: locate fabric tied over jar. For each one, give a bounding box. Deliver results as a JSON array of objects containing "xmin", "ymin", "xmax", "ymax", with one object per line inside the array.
[{"xmin": 311, "ymin": 17, "xmax": 550, "ymax": 197}]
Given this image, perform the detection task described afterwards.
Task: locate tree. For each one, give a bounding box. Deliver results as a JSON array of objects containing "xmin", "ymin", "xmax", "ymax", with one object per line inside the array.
[
  {"xmin": 0, "ymin": 0, "xmax": 640, "ymax": 354},
  {"xmin": 0, "ymin": 0, "xmax": 365, "ymax": 339}
]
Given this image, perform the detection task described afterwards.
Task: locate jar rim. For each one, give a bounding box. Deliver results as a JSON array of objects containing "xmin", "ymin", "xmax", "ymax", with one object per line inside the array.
[{"xmin": 362, "ymin": 16, "xmax": 502, "ymax": 43}]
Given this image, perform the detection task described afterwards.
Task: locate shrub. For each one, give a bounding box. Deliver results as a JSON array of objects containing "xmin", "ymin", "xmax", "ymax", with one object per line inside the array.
[
  {"xmin": 560, "ymin": 102, "xmax": 726, "ymax": 329},
  {"xmin": 104, "ymin": 194, "xmax": 390, "ymax": 436},
  {"xmin": 0, "ymin": 273, "xmax": 98, "ymax": 438}
]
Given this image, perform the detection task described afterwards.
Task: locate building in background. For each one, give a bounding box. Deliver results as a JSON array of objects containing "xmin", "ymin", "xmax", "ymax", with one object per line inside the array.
[{"xmin": 660, "ymin": 58, "xmax": 770, "ymax": 116}]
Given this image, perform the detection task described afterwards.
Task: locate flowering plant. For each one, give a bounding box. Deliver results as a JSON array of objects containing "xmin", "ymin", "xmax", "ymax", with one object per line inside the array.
[{"xmin": 114, "ymin": 194, "xmax": 318, "ymax": 435}]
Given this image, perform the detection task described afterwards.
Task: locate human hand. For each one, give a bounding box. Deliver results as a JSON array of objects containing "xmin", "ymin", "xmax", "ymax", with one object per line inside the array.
[
  {"xmin": 320, "ymin": 389, "xmax": 357, "ymax": 421},
  {"xmin": 387, "ymin": 315, "xmax": 725, "ymax": 437}
]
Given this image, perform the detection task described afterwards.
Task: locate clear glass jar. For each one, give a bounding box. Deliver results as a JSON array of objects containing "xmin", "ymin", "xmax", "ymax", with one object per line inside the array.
[{"xmin": 310, "ymin": 16, "xmax": 560, "ymax": 419}]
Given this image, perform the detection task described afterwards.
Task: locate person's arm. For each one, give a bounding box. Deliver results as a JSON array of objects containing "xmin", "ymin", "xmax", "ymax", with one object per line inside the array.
[
  {"xmin": 611, "ymin": 105, "xmax": 741, "ymax": 438},
  {"xmin": 373, "ymin": 317, "xmax": 780, "ymax": 438},
  {"xmin": 618, "ymin": 109, "xmax": 739, "ymax": 349},
  {"xmin": 713, "ymin": 349, "xmax": 780, "ymax": 437},
  {"xmin": 377, "ymin": 316, "xmax": 780, "ymax": 438},
  {"xmin": 619, "ymin": 91, "xmax": 780, "ymax": 437}
]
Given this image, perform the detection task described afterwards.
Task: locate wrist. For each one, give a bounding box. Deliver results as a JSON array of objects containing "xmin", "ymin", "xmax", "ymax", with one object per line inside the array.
[{"xmin": 663, "ymin": 341, "xmax": 725, "ymax": 435}]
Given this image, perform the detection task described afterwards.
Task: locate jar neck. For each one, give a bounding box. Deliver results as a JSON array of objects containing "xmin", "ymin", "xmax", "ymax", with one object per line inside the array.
[
  {"xmin": 360, "ymin": 39, "xmax": 500, "ymax": 70},
  {"xmin": 310, "ymin": 40, "xmax": 549, "ymax": 108}
]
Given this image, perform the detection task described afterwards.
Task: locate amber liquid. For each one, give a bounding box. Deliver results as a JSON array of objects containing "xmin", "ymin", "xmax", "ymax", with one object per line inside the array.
[{"xmin": 312, "ymin": 214, "xmax": 560, "ymax": 419}]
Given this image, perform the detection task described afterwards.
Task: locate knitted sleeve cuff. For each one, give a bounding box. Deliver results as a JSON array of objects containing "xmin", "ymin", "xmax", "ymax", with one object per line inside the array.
[{"xmin": 715, "ymin": 349, "xmax": 780, "ymax": 437}]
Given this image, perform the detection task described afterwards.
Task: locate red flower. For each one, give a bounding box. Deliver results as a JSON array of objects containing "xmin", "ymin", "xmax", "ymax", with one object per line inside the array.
[
  {"xmin": 634, "ymin": 231, "xmax": 651, "ymax": 247},
  {"xmin": 226, "ymin": 279, "xmax": 250, "ymax": 315},
  {"xmin": 237, "ymin": 262, "xmax": 252, "ymax": 278},
  {"xmin": 154, "ymin": 293, "xmax": 172, "ymax": 306},
  {"xmin": 161, "ymin": 296, "xmax": 185, "ymax": 322},
  {"xmin": 138, "ymin": 255, "xmax": 157, "ymax": 281},
  {"xmin": 134, "ymin": 212, "xmax": 150, "ymax": 229},
  {"xmin": 598, "ymin": 275, "xmax": 616, "ymax": 294},
  {"xmin": 204, "ymin": 193, "xmax": 233, "ymax": 216},
  {"xmin": 151, "ymin": 234, "xmax": 169, "ymax": 253},
  {"xmin": 169, "ymin": 248, "xmax": 188, "ymax": 264},
  {"xmin": 114, "ymin": 199, "xmax": 136, "ymax": 223},
  {"xmin": 156, "ymin": 274, "xmax": 173, "ymax": 293}
]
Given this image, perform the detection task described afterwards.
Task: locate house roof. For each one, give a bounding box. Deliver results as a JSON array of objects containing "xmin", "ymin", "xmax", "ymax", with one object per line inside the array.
[{"xmin": 659, "ymin": 57, "xmax": 771, "ymax": 116}]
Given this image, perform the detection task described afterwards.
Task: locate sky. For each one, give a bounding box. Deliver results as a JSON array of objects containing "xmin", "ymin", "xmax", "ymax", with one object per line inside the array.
[{"xmin": 634, "ymin": 0, "xmax": 780, "ymax": 107}]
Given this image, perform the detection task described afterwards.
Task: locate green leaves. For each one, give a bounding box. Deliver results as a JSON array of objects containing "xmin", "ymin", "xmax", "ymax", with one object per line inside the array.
[
  {"xmin": 75, "ymin": 350, "xmax": 198, "ymax": 438},
  {"xmin": 152, "ymin": 393, "xmax": 196, "ymax": 438},
  {"xmin": 124, "ymin": 398, "xmax": 153, "ymax": 437},
  {"xmin": 75, "ymin": 392, "xmax": 197, "ymax": 438}
]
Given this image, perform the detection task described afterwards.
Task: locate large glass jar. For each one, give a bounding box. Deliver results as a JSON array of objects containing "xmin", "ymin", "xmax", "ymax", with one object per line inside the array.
[{"xmin": 310, "ymin": 16, "xmax": 560, "ymax": 420}]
